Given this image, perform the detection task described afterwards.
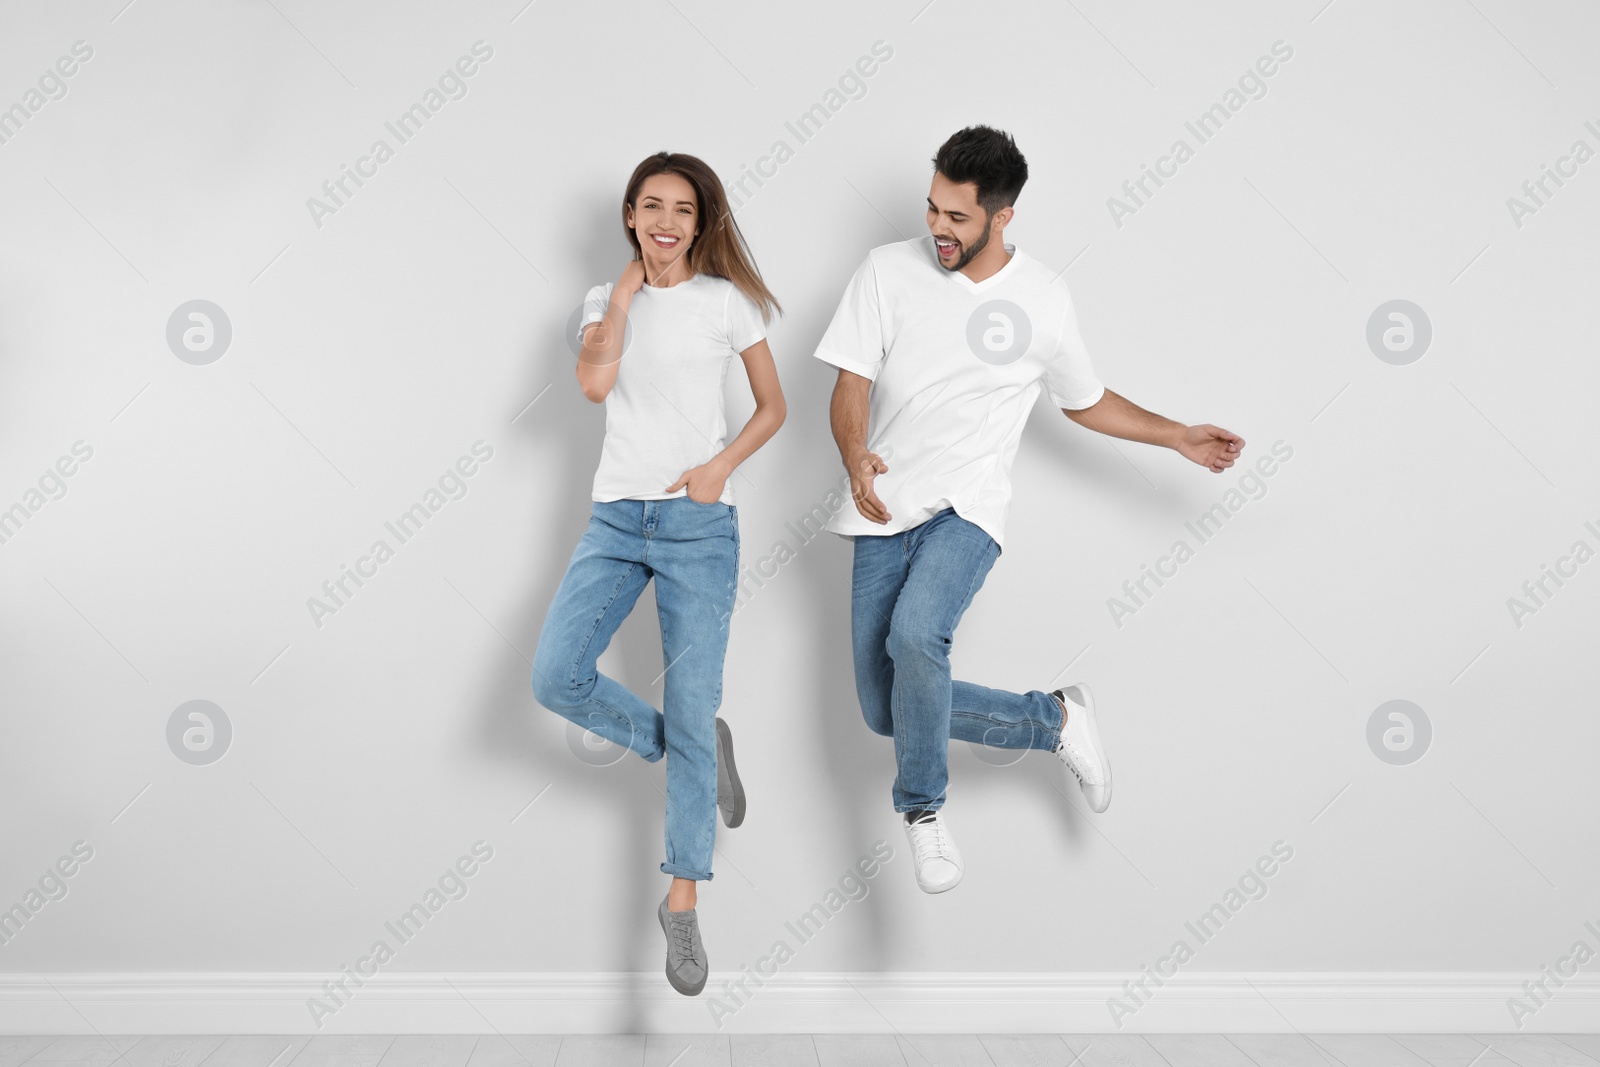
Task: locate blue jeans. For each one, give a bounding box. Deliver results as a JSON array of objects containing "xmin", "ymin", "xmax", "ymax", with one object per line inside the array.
[
  {"xmin": 851, "ymin": 508, "xmax": 1065, "ymax": 812},
  {"xmin": 532, "ymin": 497, "xmax": 739, "ymax": 880}
]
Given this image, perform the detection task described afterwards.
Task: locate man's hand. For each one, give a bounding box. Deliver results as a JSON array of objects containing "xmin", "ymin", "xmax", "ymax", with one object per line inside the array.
[
  {"xmin": 1177, "ymin": 424, "xmax": 1245, "ymax": 473},
  {"xmin": 847, "ymin": 449, "xmax": 891, "ymax": 524}
]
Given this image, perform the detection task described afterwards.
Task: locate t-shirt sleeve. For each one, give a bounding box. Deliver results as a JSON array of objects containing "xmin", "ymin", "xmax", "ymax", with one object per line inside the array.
[
  {"xmin": 581, "ymin": 282, "xmax": 614, "ymax": 327},
  {"xmin": 1042, "ymin": 291, "xmax": 1106, "ymax": 410},
  {"xmin": 812, "ymin": 254, "xmax": 885, "ymax": 381},
  {"xmin": 723, "ymin": 286, "xmax": 767, "ymax": 354}
]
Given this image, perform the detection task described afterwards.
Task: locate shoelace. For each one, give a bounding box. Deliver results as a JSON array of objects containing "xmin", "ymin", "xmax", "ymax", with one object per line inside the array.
[
  {"xmin": 1058, "ymin": 739, "xmax": 1106, "ymax": 785},
  {"xmin": 908, "ymin": 817, "xmax": 953, "ymax": 863},
  {"xmin": 666, "ymin": 914, "xmax": 701, "ymax": 965}
]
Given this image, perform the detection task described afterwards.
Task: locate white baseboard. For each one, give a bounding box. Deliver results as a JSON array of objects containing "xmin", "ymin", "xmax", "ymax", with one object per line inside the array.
[{"xmin": 1, "ymin": 972, "xmax": 1597, "ymax": 1034}]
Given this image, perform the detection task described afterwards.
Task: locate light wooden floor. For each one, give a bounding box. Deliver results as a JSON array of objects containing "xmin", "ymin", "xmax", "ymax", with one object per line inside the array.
[{"xmin": 1, "ymin": 1034, "xmax": 1598, "ymax": 1067}]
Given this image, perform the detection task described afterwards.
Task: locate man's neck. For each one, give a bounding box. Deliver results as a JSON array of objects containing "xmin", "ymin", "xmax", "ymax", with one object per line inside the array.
[{"xmin": 959, "ymin": 243, "xmax": 1013, "ymax": 285}]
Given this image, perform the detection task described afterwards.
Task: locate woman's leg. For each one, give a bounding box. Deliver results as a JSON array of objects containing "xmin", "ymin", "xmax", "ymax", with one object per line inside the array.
[
  {"xmin": 531, "ymin": 501, "xmax": 666, "ymax": 762},
  {"xmin": 648, "ymin": 497, "xmax": 740, "ymax": 895}
]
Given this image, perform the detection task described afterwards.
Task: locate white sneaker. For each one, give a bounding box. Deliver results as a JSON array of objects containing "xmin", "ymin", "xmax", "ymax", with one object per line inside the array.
[
  {"xmin": 1053, "ymin": 684, "xmax": 1112, "ymax": 813},
  {"xmin": 903, "ymin": 810, "xmax": 963, "ymax": 894}
]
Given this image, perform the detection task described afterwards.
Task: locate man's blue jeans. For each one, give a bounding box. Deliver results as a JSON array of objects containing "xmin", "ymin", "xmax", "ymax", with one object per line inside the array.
[
  {"xmin": 532, "ymin": 498, "xmax": 739, "ymax": 881},
  {"xmin": 851, "ymin": 508, "xmax": 1066, "ymax": 812}
]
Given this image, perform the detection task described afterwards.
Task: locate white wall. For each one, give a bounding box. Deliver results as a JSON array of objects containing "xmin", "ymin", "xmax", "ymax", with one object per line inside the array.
[{"xmin": 2, "ymin": 0, "xmax": 1598, "ymax": 1033}]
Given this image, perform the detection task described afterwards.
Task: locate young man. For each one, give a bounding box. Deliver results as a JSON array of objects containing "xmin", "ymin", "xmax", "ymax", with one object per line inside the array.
[{"xmin": 815, "ymin": 126, "xmax": 1244, "ymax": 893}]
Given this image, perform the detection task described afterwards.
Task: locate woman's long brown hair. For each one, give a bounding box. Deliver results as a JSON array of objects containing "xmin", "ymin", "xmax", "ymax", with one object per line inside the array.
[{"xmin": 622, "ymin": 152, "xmax": 782, "ymax": 323}]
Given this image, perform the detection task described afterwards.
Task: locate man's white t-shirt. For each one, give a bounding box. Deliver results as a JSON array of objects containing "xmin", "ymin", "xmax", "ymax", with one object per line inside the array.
[
  {"xmin": 812, "ymin": 236, "xmax": 1106, "ymax": 548},
  {"xmin": 583, "ymin": 272, "xmax": 767, "ymax": 505}
]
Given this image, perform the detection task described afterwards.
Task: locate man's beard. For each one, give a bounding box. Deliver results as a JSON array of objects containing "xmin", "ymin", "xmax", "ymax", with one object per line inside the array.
[{"xmin": 942, "ymin": 222, "xmax": 992, "ymax": 272}]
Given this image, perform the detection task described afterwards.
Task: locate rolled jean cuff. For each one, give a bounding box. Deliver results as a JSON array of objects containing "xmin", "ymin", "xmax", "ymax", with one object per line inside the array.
[
  {"xmin": 893, "ymin": 801, "xmax": 943, "ymax": 815},
  {"xmin": 1043, "ymin": 690, "xmax": 1066, "ymax": 734},
  {"xmin": 660, "ymin": 861, "xmax": 713, "ymax": 881}
]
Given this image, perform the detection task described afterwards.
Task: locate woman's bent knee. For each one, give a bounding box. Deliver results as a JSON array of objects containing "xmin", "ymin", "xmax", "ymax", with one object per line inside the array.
[{"xmin": 531, "ymin": 656, "xmax": 583, "ymax": 710}]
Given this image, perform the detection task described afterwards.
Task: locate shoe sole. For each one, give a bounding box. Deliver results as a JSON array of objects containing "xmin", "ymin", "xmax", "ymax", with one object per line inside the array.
[
  {"xmin": 917, "ymin": 871, "xmax": 962, "ymax": 894},
  {"xmin": 1069, "ymin": 683, "xmax": 1112, "ymax": 812},
  {"xmin": 715, "ymin": 717, "xmax": 746, "ymax": 828},
  {"xmin": 658, "ymin": 906, "xmax": 707, "ymax": 996}
]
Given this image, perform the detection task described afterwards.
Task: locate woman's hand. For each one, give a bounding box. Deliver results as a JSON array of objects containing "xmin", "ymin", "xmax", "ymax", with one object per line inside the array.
[
  {"xmin": 617, "ymin": 259, "xmax": 646, "ymax": 299},
  {"xmin": 665, "ymin": 457, "xmax": 733, "ymax": 504}
]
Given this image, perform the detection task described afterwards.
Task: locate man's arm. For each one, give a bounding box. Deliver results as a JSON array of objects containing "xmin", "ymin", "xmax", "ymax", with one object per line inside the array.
[
  {"xmin": 829, "ymin": 369, "xmax": 891, "ymax": 524},
  {"xmin": 1064, "ymin": 388, "xmax": 1244, "ymax": 473}
]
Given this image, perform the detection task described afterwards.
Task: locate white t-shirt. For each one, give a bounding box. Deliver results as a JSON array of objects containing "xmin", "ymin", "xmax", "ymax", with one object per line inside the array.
[
  {"xmin": 812, "ymin": 236, "xmax": 1106, "ymax": 548},
  {"xmin": 583, "ymin": 272, "xmax": 767, "ymax": 504}
]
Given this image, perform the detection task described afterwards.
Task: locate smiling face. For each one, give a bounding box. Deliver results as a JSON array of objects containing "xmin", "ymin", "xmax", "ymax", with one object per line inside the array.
[
  {"xmin": 926, "ymin": 171, "xmax": 1011, "ymax": 273},
  {"xmin": 627, "ymin": 171, "xmax": 699, "ymax": 276}
]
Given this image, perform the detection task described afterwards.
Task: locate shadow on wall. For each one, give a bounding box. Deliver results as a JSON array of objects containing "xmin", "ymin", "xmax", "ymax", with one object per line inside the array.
[
  {"xmin": 795, "ymin": 529, "xmax": 898, "ymax": 974},
  {"xmin": 456, "ymin": 189, "xmax": 674, "ymax": 1029}
]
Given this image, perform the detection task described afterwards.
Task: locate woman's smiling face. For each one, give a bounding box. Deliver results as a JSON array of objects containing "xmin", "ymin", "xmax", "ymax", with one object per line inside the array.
[{"xmin": 628, "ymin": 171, "xmax": 699, "ymax": 273}]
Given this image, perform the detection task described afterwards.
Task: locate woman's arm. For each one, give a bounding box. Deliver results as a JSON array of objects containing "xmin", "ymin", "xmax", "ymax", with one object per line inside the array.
[
  {"xmin": 665, "ymin": 338, "xmax": 786, "ymax": 502},
  {"xmin": 576, "ymin": 261, "xmax": 645, "ymax": 403}
]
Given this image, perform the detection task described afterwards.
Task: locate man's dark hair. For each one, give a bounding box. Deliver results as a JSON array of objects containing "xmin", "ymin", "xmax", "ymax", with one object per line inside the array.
[{"xmin": 932, "ymin": 126, "xmax": 1028, "ymax": 215}]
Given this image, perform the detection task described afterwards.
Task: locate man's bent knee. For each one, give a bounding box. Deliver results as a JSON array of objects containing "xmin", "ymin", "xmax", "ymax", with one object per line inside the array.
[
  {"xmin": 884, "ymin": 625, "xmax": 949, "ymax": 668},
  {"xmin": 860, "ymin": 701, "xmax": 894, "ymax": 737}
]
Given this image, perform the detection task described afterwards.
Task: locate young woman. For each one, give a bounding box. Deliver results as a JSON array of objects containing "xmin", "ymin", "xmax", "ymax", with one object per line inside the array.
[{"xmin": 531, "ymin": 152, "xmax": 784, "ymax": 996}]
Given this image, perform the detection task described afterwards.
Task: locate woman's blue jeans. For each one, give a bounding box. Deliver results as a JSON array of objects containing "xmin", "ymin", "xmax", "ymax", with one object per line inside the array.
[
  {"xmin": 532, "ymin": 498, "xmax": 739, "ymax": 881},
  {"xmin": 851, "ymin": 508, "xmax": 1066, "ymax": 813}
]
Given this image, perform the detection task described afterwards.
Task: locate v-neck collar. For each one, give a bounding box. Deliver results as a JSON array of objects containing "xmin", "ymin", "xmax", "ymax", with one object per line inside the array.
[{"xmin": 934, "ymin": 237, "xmax": 1022, "ymax": 294}]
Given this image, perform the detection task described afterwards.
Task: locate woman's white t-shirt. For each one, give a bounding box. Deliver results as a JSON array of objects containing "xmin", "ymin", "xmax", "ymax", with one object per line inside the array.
[
  {"xmin": 582, "ymin": 272, "xmax": 767, "ymax": 505},
  {"xmin": 811, "ymin": 236, "xmax": 1106, "ymax": 548}
]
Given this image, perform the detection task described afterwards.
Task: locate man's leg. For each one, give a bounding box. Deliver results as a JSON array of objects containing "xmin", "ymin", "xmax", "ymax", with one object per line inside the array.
[
  {"xmin": 883, "ymin": 510, "xmax": 1065, "ymax": 810},
  {"xmin": 849, "ymin": 529, "xmax": 910, "ymax": 743},
  {"xmin": 531, "ymin": 501, "xmax": 666, "ymax": 762},
  {"xmin": 880, "ymin": 510, "xmax": 999, "ymax": 812},
  {"xmin": 948, "ymin": 681, "xmax": 1066, "ymax": 753}
]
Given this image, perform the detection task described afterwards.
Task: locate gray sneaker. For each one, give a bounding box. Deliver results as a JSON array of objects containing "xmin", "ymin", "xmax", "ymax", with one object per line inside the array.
[
  {"xmin": 658, "ymin": 895, "xmax": 708, "ymax": 996},
  {"xmin": 715, "ymin": 717, "xmax": 746, "ymax": 828}
]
